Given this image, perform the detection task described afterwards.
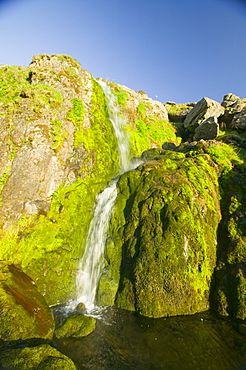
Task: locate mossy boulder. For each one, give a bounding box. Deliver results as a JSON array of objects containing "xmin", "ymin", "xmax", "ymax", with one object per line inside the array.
[
  {"xmin": 55, "ymin": 313, "xmax": 96, "ymax": 338},
  {"xmin": 97, "ymin": 149, "xmax": 221, "ymax": 317},
  {"xmin": 0, "ymin": 261, "xmax": 54, "ymax": 344},
  {"xmin": 0, "ymin": 344, "xmax": 77, "ymax": 370}
]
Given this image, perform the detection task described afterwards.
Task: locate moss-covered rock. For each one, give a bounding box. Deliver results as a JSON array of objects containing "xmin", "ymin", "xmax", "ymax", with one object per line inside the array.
[
  {"xmin": 0, "ymin": 55, "xmax": 181, "ymax": 307},
  {"xmin": 0, "ymin": 344, "xmax": 77, "ymax": 370},
  {"xmin": 97, "ymin": 149, "xmax": 221, "ymax": 317},
  {"xmin": 55, "ymin": 314, "xmax": 96, "ymax": 338},
  {"xmin": 0, "ymin": 261, "xmax": 54, "ymax": 344}
]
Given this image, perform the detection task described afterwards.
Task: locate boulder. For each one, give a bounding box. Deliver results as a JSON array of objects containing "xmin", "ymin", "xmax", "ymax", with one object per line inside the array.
[
  {"xmin": 184, "ymin": 97, "xmax": 224, "ymax": 132},
  {"xmin": 55, "ymin": 313, "xmax": 96, "ymax": 338},
  {"xmin": 0, "ymin": 344, "xmax": 77, "ymax": 370},
  {"xmin": 0, "ymin": 261, "xmax": 55, "ymax": 344},
  {"xmin": 220, "ymin": 93, "xmax": 246, "ymax": 126},
  {"xmin": 231, "ymin": 106, "xmax": 246, "ymax": 130},
  {"xmin": 97, "ymin": 150, "xmax": 221, "ymax": 317},
  {"xmin": 193, "ymin": 116, "xmax": 219, "ymax": 141}
]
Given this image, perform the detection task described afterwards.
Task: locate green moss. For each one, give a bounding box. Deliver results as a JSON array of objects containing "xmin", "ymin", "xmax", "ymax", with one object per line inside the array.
[
  {"xmin": 0, "ymin": 77, "xmax": 123, "ymax": 305},
  {"xmin": 0, "ymin": 344, "xmax": 77, "ymax": 370},
  {"xmin": 55, "ymin": 314, "xmax": 96, "ymax": 338},
  {"xmin": 56, "ymin": 54, "xmax": 82, "ymax": 68},
  {"xmin": 206, "ymin": 143, "xmax": 243, "ymax": 174},
  {"xmin": 97, "ymin": 152, "xmax": 220, "ymax": 317},
  {"xmin": 0, "ymin": 262, "xmax": 54, "ymax": 343},
  {"xmin": 66, "ymin": 97, "xmax": 85, "ymax": 148},
  {"xmin": 50, "ymin": 119, "xmax": 68, "ymax": 152},
  {"xmin": 109, "ymin": 82, "xmax": 128, "ymax": 107},
  {"xmin": 0, "ymin": 165, "xmax": 11, "ymax": 207},
  {"xmin": 166, "ymin": 103, "xmax": 192, "ymax": 115}
]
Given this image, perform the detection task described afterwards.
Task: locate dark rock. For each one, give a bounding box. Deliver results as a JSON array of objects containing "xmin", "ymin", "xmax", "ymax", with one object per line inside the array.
[
  {"xmin": 75, "ymin": 301, "xmax": 86, "ymax": 313},
  {"xmin": 231, "ymin": 106, "xmax": 246, "ymax": 130},
  {"xmin": 193, "ymin": 116, "xmax": 219, "ymax": 141}
]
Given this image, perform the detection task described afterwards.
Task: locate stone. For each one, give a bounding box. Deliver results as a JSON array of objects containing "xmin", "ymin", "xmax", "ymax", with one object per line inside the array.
[
  {"xmin": 221, "ymin": 93, "xmax": 241, "ymax": 108},
  {"xmin": 193, "ymin": 116, "xmax": 219, "ymax": 141},
  {"xmin": 231, "ymin": 106, "xmax": 246, "ymax": 130},
  {"xmin": 220, "ymin": 93, "xmax": 246, "ymax": 126},
  {"xmin": 184, "ymin": 97, "xmax": 224, "ymax": 132},
  {"xmin": 75, "ymin": 301, "xmax": 87, "ymax": 313},
  {"xmin": 55, "ymin": 313, "xmax": 96, "ymax": 338},
  {"xmin": 0, "ymin": 344, "xmax": 77, "ymax": 370},
  {"xmin": 0, "ymin": 261, "xmax": 55, "ymax": 344}
]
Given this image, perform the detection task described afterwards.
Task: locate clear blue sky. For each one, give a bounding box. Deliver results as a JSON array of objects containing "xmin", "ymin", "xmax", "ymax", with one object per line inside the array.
[{"xmin": 0, "ymin": 0, "xmax": 245, "ymax": 103}]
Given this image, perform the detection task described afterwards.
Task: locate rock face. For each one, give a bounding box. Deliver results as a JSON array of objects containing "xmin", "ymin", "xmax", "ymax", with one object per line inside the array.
[
  {"xmin": 97, "ymin": 148, "xmax": 221, "ymax": 317},
  {"xmin": 184, "ymin": 97, "xmax": 224, "ymax": 132},
  {"xmin": 0, "ymin": 261, "xmax": 54, "ymax": 344},
  {"xmin": 0, "ymin": 54, "xmax": 176, "ymax": 306},
  {"xmin": 0, "ymin": 54, "xmax": 246, "ymax": 324}
]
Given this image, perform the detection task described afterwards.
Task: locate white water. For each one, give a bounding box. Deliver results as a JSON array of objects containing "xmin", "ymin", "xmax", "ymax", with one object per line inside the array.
[
  {"xmin": 70, "ymin": 81, "xmax": 140, "ymax": 311},
  {"xmin": 98, "ymin": 80, "xmax": 131, "ymax": 172}
]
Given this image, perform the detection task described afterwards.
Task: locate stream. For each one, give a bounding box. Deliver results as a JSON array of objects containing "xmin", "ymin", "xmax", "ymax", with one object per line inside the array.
[{"xmin": 53, "ymin": 306, "xmax": 246, "ymax": 370}]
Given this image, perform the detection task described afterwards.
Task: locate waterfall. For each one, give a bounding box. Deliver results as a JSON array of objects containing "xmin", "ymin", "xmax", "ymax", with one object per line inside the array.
[
  {"xmin": 73, "ymin": 80, "xmax": 136, "ymax": 310},
  {"xmin": 97, "ymin": 80, "xmax": 132, "ymax": 173}
]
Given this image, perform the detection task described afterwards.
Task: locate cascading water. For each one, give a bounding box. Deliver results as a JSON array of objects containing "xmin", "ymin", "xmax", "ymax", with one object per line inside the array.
[{"xmin": 72, "ymin": 80, "xmax": 138, "ymax": 310}]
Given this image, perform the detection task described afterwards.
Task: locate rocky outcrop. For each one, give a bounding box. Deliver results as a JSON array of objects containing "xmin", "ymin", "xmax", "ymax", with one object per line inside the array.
[
  {"xmin": 220, "ymin": 93, "xmax": 246, "ymax": 126},
  {"xmin": 0, "ymin": 54, "xmax": 246, "ymax": 324},
  {"xmin": 97, "ymin": 147, "xmax": 221, "ymax": 317},
  {"xmin": 95, "ymin": 139, "xmax": 246, "ymax": 320},
  {"xmin": 184, "ymin": 97, "xmax": 224, "ymax": 132},
  {"xmin": 0, "ymin": 261, "xmax": 54, "ymax": 344},
  {"xmin": 0, "ymin": 55, "xmax": 178, "ymax": 306}
]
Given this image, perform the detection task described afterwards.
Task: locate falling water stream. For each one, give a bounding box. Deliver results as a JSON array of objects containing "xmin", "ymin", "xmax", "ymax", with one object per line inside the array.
[{"xmin": 72, "ymin": 80, "xmax": 137, "ymax": 310}]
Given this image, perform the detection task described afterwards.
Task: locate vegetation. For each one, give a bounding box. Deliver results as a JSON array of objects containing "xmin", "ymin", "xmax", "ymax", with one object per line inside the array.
[{"xmin": 109, "ymin": 82, "xmax": 128, "ymax": 107}]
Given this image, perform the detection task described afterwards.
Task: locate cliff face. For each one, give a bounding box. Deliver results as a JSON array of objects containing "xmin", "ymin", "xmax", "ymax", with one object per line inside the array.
[
  {"xmin": 0, "ymin": 54, "xmax": 177, "ymax": 305},
  {"xmin": 0, "ymin": 54, "xmax": 245, "ymax": 320}
]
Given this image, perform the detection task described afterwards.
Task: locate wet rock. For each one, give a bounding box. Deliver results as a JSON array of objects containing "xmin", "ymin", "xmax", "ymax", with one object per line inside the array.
[
  {"xmin": 193, "ymin": 116, "xmax": 219, "ymax": 141},
  {"xmin": 184, "ymin": 97, "xmax": 224, "ymax": 132},
  {"xmin": 75, "ymin": 302, "xmax": 86, "ymax": 313},
  {"xmin": 0, "ymin": 261, "xmax": 55, "ymax": 344},
  {"xmin": 0, "ymin": 344, "xmax": 77, "ymax": 370},
  {"xmin": 55, "ymin": 313, "xmax": 96, "ymax": 338}
]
